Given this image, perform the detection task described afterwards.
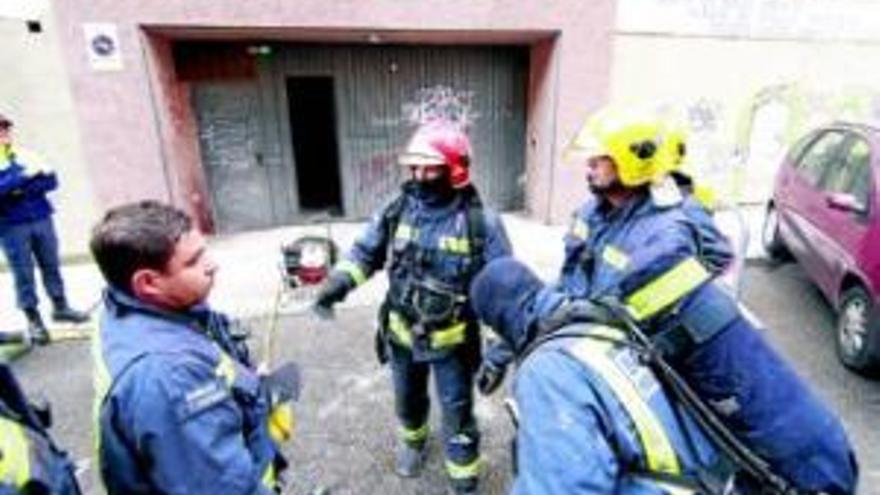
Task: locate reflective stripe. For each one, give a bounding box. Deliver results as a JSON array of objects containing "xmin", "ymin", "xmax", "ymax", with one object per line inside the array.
[
  {"xmin": 91, "ymin": 308, "xmax": 112, "ymax": 475},
  {"xmin": 400, "ymin": 423, "xmax": 429, "ymax": 443},
  {"xmin": 261, "ymin": 462, "xmax": 276, "ymax": 490},
  {"xmin": 438, "ymin": 236, "xmax": 470, "ymax": 254},
  {"xmin": 395, "ymin": 224, "xmax": 416, "ymax": 241},
  {"xmin": 215, "ymin": 352, "xmax": 237, "ymax": 387},
  {"xmin": 335, "ymin": 260, "xmax": 366, "ymax": 286},
  {"xmin": 568, "ymin": 326, "xmax": 681, "ymax": 475},
  {"xmin": 445, "ymin": 456, "xmax": 482, "ymax": 479},
  {"xmin": 601, "ymin": 245, "xmax": 630, "ymax": 270},
  {"xmin": 571, "ymin": 218, "xmax": 589, "ymax": 240},
  {"xmin": 0, "ymin": 417, "xmax": 30, "ymax": 488},
  {"xmin": 388, "ymin": 311, "xmax": 412, "ymax": 347},
  {"xmin": 388, "ymin": 311, "xmax": 467, "ymax": 349},
  {"xmin": 625, "ymin": 257, "xmax": 710, "ymax": 321}
]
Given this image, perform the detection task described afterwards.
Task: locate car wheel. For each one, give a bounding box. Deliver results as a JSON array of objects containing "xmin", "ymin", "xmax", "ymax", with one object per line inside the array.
[
  {"xmin": 836, "ymin": 286, "xmax": 879, "ymax": 372},
  {"xmin": 761, "ymin": 205, "xmax": 789, "ymax": 261}
]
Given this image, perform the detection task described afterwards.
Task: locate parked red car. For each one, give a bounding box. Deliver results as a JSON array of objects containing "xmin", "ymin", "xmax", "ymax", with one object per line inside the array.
[{"xmin": 763, "ymin": 122, "xmax": 880, "ymax": 373}]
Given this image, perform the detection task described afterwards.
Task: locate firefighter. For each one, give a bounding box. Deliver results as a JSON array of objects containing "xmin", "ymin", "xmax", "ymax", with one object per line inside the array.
[
  {"xmin": 89, "ymin": 201, "xmax": 296, "ymax": 494},
  {"xmin": 555, "ymin": 106, "xmax": 858, "ymax": 494},
  {"xmin": 0, "ymin": 362, "xmax": 81, "ymax": 494},
  {"xmin": 470, "ymin": 256, "xmax": 743, "ymax": 494},
  {"xmin": 313, "ymin": 121, "xmax": 512, "ymax": 495}
]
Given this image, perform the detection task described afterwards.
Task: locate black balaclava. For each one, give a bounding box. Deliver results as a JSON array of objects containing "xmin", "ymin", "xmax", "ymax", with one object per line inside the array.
[{"xmin": 410, "ymin": 169, "xmax": 456, "ymax": 206}]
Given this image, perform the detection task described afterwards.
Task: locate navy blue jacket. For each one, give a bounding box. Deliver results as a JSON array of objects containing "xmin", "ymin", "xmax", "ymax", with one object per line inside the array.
[
  {"xmin": 94, "ymin": 289, "xmax": 283, "ymax": 494},
  {"xmin": 0, "ymin": 151, "xmax": 57, "ymax": 228},
  {"xmin": 334, "ymin": 185, "xmax": 511, "ymax": 361},
  {"xmin": 556, "ymin": 192, "xmax": 858, "ymax": 494}
]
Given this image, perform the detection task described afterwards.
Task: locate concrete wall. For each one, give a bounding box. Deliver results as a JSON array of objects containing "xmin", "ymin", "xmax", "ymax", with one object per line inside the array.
[
  {"xmin": 51, "ymin": 0, "xmax": 616, "ymax": 226},
  {"xmin": 611, "ymin": 0, "xmax": 880, "ymax": 205},
  {"xmin": 0, "ymin": 13, "xmax": 96, "ymax": 255}
]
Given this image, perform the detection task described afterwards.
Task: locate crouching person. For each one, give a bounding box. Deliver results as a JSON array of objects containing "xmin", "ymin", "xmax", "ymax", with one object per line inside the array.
[
  {"xmin": 469, "ymin": 257, "xmax": 745, "ymax": 494},
  {"xmin": 89, "ymin": 201, "xmax": 296, "ymax": 494}
]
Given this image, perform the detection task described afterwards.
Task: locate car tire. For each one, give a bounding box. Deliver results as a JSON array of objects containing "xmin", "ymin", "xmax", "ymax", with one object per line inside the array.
[
  {"xmin": 836, "ymin": 286, "xmax": 879, "ymax": 373},
  {"xmin": 761, "ymin": 205, "xmax": 789, "ymax": 261}
]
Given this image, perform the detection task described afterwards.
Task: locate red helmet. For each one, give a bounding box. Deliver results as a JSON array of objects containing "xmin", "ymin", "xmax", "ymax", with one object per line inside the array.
[{"xmin": 398, "ymin": 121, "xmax": 472, "ymax": 189}]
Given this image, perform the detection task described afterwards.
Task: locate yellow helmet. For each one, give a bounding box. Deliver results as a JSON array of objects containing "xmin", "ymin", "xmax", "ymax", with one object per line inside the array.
[
  {"xmin": 568, "ymin": 107, "xmax": 667, "ymax": 187},
  {"xmin": 660, "ymin": 125, "xmax": 687, "ymax": 175}
]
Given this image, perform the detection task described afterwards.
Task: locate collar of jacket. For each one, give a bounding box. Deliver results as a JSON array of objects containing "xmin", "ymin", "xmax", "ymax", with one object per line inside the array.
[
  {"xmin": 404, "ymin": 186, "xmax": 466, "ymax": 218},
  {"xmin": 104, "ymin": 286, "xmax": 213, "ymax": 327}
]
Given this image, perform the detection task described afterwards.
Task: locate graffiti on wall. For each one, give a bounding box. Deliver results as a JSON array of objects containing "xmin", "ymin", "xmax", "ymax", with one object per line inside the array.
[
  {"xmin": 618, "ymin": 0, "xmax": 880, "ymax": 41},
  {"xmin": 357, "ymin": 85, "xmax": 481, "ymax": 205},
  {"xmin": 658, "ymin": 83, "xmax": 880, "ymax": 204},
  {"xmin": 401, "ymin": 85, "xmax": 481, "ymax": 129}
]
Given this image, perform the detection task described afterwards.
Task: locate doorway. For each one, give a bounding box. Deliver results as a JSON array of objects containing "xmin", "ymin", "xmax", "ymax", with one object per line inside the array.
[{"xmin": 287, "ymin": 76, "xmax": 343, "ymax": 215}]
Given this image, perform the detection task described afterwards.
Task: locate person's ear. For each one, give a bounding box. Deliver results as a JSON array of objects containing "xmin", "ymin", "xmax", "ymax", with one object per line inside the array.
[{"xmin": 130, "ymin": 268, "xmax": 165, "ymax": 303}]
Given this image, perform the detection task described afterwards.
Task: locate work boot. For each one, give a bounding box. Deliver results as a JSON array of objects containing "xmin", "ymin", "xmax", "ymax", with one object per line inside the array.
[
  {"xmin": 24, "ymin": 308, "xmax": 50, "ymax": 346},
  {"xmin": 449, "ymin": 477, "xmax": 479, "ymax": 495},
  {"xmin": 51, "ymin": 302, "xmax": 90, "ymax": 324},
  {"xmin": 394, "ymin": 441, "xmax": 427, "ymax": 478}
]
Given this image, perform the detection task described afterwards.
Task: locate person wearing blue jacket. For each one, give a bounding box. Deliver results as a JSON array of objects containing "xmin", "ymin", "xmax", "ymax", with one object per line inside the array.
[
  {"xmin": 313, "ymin": 121, "xmax": 512, "ymax": 495},
  {"xmin": 470, "ymin": 256, "xmax": 740, "ymax": 494},
  {"xmin": 556, "ymin": 107, "xmax": 857, "ymax": 494},
  {"xmin": 90, "ymin": 200, "xmax": 293, "ymax": 494},
  {"xmin": 0, "ymin": 113, "xmax": 88, "ymax": 344}
]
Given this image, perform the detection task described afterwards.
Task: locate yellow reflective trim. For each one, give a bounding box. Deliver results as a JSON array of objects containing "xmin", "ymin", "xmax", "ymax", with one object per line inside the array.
[
  {"xmin": 0, "ymin": 417, "xmax": 31, "ymax": 487},
  {"xmin": 388, "ymin": 311, "xmax": 413, "ymax": 347},
  {"xmin": 336, "ymin": 259, "xmax": 366, "ymax": 286},
  {"xmin": 92, "ymin": 308, "xmax": 112, "ymax": 467},
  {"xmin": 395, "ymin": 223, "xmax": 415, "ymax": 241},
  {"xmin": 438, "ymin": 236, "xmax": 470, "ymax": 254},
  {"xmin": 445, "ymin": 456, "xmax": 483, "ymax": 479},
  {"xmin": 387, "ymin": 311, "xmax": 467, "ymax": 349},
  {"xmin": 430, "ymin": 322, "xmax": 467, "ymax": 348},
  {"xmin": 261, "ymin": 462, "xmax": 276, "ymax": 489},
  {"xmin": 568, "ymin": 326, "xmax": 681, "ymax": 475},
  {"xmin": 400, "ymin": 423, "xmax": 429, "ymax": 443},
  {"xmin": 215, "ymin": 352, "xmax": 237, "ymax": 387},
  {"xmin": 625, "ymin": 257, "xmax": 710, "ymax": 321},
  {"xmin": 601, "ymin": 245, "xmax": 630, "ymax": 270},
  {"xmin": 571, "ymin": 218, "xmax": 589, "ymax": 240}
]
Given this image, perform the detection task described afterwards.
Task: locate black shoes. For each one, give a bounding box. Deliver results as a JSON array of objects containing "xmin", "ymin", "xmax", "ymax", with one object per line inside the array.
[
  {"xmin": 395, "ymin": 441, "xmax": 427, "ymax": 478},
  {"xmin": 24, "ymin": 308, "xmax": 50, "ymax": 346},
  {"xmin": 450, "ymin": 477, "xmax": 479, "ymax": 495},
  {"xmin": 51, "ymin": 305, "xmax": 90, "ymax": 324}
]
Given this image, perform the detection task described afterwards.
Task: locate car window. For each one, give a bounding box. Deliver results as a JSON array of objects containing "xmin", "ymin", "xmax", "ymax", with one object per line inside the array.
[
  {"xmin": 794, "ymin": 130, "xmax": 847, "ymax": 187},
  {"xmin": 821, "ymin": 136, "xmax": 872, "ymax": 206}
]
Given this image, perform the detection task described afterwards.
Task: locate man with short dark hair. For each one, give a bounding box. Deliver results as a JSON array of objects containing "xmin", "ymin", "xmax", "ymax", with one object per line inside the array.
[
  {"xmin": 90, "ymin": 200, "xmax": 292, "ymax": 494},
  {"xmin": 0, "ymin": 112, "xmax": 88, "ymax": 343}
]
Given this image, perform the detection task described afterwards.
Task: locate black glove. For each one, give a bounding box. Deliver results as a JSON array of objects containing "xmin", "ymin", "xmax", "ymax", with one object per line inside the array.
[
  {"xmin": 476, "ymin": 362, "xmax": 507, "ymax": 395},
  {"xmin": 312, "ymin": 272, "xmax": 352, "ymax": 319}
]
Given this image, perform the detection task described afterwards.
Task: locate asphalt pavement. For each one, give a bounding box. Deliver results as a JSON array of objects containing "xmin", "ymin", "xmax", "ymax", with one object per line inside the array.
[{"xmin": 6, "ymin": 205, "xmax": 880, "ymax": 494}]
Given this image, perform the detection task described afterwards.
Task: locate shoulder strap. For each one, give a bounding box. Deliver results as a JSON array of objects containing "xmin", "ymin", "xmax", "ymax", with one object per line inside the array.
[
  {"xmin": 461, "ymin": 185, "xmax": 487, "ymax": 275},
  {"xmin": 382, "ymin": 186, "xmax": 409, "ymax": 247}
]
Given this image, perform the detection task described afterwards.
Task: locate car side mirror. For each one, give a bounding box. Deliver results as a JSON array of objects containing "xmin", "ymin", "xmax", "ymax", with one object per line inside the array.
[{"xmin": 826, "ymin": 192, "xmax": 867, "ymax": 215}]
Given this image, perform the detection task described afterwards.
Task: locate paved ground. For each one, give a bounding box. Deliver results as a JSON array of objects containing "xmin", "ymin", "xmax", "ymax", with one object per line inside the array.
[
  {"xmin": 740, "ymin": 260, "xmax": 880, "ymax": 493},
  {"xmin": 10, "ymin": 259, "xmax": 880, "ymax": 495},
  {"xmin": 12, "ymin": 204, "xmax": 878, "ymax": 494}
]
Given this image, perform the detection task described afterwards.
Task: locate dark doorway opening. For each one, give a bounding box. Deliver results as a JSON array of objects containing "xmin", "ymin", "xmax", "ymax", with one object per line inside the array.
[{"xmin": 287, "ymin": 76, "xmax": 343, "ymax": 215}]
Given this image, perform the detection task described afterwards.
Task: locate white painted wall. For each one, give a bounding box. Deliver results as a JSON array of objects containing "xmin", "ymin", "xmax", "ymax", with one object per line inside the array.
[
  {"xmin": 0, "ymin": 8, "xmax": 95, "ymax": 257},
  {"xmin": 609, "ymin": 0, "xmax": 880, "ymax": 204}
]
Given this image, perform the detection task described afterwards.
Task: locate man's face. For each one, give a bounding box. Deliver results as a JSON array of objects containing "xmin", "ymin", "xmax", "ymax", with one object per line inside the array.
[
  {"xmin": 409, "ymin": 164, "xmax": 446, "ymax": 182},
  {"xmin": 585, "ymin": 155, "xmax": 621, "ymax": 195},
  {"xmin": 150, "ymin": 229, "xmax": 217, "ymax": 310}
]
